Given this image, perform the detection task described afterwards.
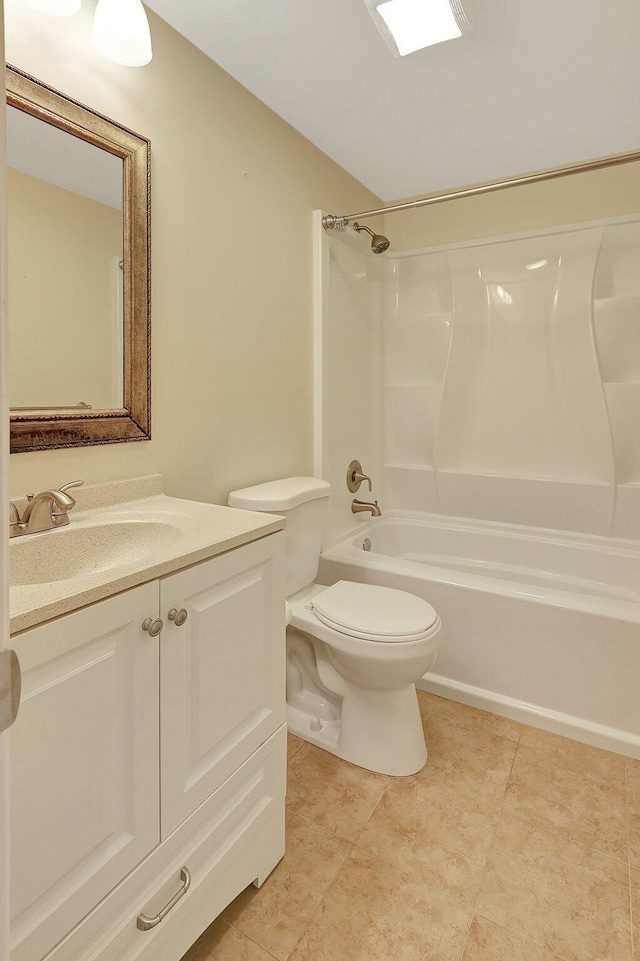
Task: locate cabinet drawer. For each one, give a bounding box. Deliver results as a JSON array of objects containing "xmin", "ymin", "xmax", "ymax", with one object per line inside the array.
[
  {"xmin": 45, "ymin": 725, "xmax": 286, "ymax": 961},
  {"xmin": 10, "ymin": 582, "xmax": 160, "ymax": 961},
  {"xmin": 160, "ymin": 533, "xmax": 286, "ymax": 836}
]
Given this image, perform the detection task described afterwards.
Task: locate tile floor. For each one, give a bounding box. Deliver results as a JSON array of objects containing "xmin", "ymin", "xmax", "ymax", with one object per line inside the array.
[{"xmin": 182, "ymin": 692, "xmax": 639, "ymax": 961}]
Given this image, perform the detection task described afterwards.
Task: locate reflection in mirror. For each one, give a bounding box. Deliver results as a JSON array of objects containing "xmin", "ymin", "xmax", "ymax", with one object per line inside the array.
[
  {"xmin": 7, "ymin": 105, "xmax": 125, "ymax": 411},
  {"xmin": 7, "ymin": 66, "xmax": 150, "ymax": 453}
]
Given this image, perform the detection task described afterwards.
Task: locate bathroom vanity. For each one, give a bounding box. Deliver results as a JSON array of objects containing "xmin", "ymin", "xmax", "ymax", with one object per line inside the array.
[{"xmin": 8, "ymin": 476, "xmax": 286, "ymax": 961}]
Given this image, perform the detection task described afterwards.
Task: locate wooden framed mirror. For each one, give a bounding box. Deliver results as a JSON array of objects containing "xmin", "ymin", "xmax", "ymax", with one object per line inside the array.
[{"xmin": 6, "ymin": 65, "xmax": 150, "ymax": 452}]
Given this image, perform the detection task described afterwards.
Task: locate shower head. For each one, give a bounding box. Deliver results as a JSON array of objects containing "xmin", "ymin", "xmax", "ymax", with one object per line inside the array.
[{"xmin": 353, "ymin": 222, "xmax": 390, "ymax": 254}]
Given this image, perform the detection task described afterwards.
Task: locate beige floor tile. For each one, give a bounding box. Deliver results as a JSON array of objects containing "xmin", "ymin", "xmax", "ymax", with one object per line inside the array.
[
  {"xmin": 221, "ymin": 811, "xmax": 350, "ymax": 961},
  {"xmin": 356, "ymin": 760, "xmax": 503, "ymax": 897},
  {"xmin": 503, "ymin": 744, "xmax": 628, "ymax": 861},
  {"xmin": 181, "ymin": 918, "xmax": 276, "ymax": 961},
  {"xmin": 518, "ymin": 726, "xmax": 626, "ymax": 780},
  {"xmin": 632, "ymin": 869, "xmax": 639, "ymax": 957},
  {"xmin": 627, "ymin": 765, "xmax": 640, "ymax": 868},
  {"xmin": 462, "ymin": 915, "xmax": 561, "ymax": 961},
  {"xmin": 430, "ymin": 697, "xmax": 523, "ymax": 743},
  {"xmin": 630, "ymin": 802, "xmax": 640, "ymax": 869},
  {"xmin": 476, "ymin": 814, "xmax": 633, "ymax": 961},
  {"xmin": 417, "ymin": 688, "xmax": 440, "ymax": 723},
  {"xmin": 287, "ymin": 733, "xmax": 305, "ymax": 761},
  {"xmin": 421, "ymin": 720, "xmax": 517, "ymax": 799},
  {"xmin": 627, "ymin": 759, "xmax": 640, "ymax": 791},
  {"xmin": 288, "ymin": 846, "xmax": 472, "ymax": 961},
  {"xmin": 286, "ymin": 743, "xmax": 390, "ymax": 841}
]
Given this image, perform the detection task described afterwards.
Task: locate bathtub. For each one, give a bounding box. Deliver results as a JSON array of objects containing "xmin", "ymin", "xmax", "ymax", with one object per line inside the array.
[{"xmin": 318, "ymin": 510, "xmax": 640, "ymax": 758}]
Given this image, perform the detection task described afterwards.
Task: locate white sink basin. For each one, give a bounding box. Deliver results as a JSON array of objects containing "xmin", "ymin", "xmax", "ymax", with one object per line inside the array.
[
  {"xmin": 8, "ymin": 477, "xmax": 284, "ymax": 636},
  {"xmin": 10, "ymin": 519, "xmax": 183, "ymax": 588}
]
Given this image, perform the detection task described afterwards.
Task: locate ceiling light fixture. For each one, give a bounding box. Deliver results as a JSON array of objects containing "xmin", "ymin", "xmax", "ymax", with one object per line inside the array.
[
  {"xmin": 21, "ymin": 0, "xmax": 80, "ymax": 14},
  {"xmin": 92, "ymin": 0, "xmax": 153, "ymax": 66},
  {"xmin": 364, "ymin": 0, "xmax": 471, "ymax": 57}
]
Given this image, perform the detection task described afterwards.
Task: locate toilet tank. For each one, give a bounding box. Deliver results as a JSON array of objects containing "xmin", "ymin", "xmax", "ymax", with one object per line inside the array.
[{"xmin": 228, "ymin": 477, "xmax": 331, "ymax": 596}]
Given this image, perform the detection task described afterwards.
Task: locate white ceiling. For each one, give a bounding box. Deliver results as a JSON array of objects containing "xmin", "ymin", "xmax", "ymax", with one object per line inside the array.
[{"xmin": 145, "ymin": 0, "xmax": 640, "ymax": 201}]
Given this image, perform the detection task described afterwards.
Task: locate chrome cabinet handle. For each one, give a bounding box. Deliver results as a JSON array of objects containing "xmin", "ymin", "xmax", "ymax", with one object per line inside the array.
[
  {"xmin": 136, "ymin": 866, "xmax": 191, "ymax": 931},
  {"xmin": 168, "ymin": 608, "xmax": 188, "ymax": 627},
  {"xmin": 142, "ymin": 617, "xmax": 164, "ymax": 637}
]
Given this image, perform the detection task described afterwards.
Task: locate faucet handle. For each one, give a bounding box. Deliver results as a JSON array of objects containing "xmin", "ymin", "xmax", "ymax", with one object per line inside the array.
[
  {"xmin": 9, "ymin": 502, "xmax": 26, "ymax": 537},
  {"xmin": 59, "ymin": 480, "xmax": 84, "ymax": 494},
  {"xmin": 347, "ymin": 460, "xmax": 373, "ymax": 493},
  {"xmin": 59, "ymin": 479, "xmax": 83, "ymax": 506}
]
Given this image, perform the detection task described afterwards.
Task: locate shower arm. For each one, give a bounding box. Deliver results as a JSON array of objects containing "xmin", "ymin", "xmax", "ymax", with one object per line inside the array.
[{"xmin": 321, "ymin": 147, "xmax": 640, "ymax": 230}]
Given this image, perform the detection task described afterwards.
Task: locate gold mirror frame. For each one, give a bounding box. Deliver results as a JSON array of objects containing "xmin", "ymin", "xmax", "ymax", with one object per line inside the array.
[{"xmin": 7, "ymin": 65, "xmax": 151, "ymax": 452}]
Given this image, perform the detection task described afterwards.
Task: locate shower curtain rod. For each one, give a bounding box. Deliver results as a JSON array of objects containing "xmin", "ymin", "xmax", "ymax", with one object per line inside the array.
[{"xmin": 321, "ymin": 148, "xmax": 640, "ymax": 230}]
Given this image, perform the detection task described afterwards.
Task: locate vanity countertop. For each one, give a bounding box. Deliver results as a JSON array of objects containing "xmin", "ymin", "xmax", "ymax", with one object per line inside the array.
[{"xmin": 10, "ymin": 475, "xmax": 285, "ymax": 635}]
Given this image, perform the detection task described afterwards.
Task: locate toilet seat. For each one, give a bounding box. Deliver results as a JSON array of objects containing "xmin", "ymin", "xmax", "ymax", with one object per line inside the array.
[{"xmin": 311, "ymin": 580, "xmax": 438, "ymax": 643}]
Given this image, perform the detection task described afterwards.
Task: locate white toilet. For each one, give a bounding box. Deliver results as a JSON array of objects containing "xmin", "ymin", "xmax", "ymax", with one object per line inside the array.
[{"xmin": 228, "ymin": 477, "xmax": 443, "ymax": 776}]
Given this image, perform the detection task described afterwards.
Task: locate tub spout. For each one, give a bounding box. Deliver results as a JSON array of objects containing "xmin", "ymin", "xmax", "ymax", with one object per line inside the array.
[{"xmin": 352, "ymin": 499, "xmax": 382, "ymax": 517}]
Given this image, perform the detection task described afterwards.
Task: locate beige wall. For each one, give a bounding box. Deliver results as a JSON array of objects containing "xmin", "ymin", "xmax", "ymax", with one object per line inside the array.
[
  {"xmin": 8, "ymin": 168, "xmax": 122, "ymax": 409},
  {"xmin": 5, "ymin": 0, "xmax": 379, "ymax": 502},
  {"xmin": 389, "ymin": 161, "xmax": 640, "ymax": 250}
]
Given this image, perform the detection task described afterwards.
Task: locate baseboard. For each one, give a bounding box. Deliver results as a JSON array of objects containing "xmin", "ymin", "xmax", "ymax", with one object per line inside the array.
[{"xmin": 418, "ymin": 673, "xmax": 640, "ymax": 760}]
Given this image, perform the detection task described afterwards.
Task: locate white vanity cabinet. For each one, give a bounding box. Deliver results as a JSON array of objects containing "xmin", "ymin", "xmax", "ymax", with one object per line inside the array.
[
  {"xmin": 160, "ymin": 536, "xmax": 285, "ymax": 837},
  {"xmin": 9, "ymin": 531, "xmax": 286, "ymax": 961},
  {"xmin": 10, "ymin": 581, "xmax": 161, "ymax": 961}
]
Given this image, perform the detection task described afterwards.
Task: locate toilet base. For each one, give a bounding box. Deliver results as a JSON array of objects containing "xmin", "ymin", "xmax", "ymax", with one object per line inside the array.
[{"xmin": 287, "ymin": 681, "xmax": 428, "ymax": 777}]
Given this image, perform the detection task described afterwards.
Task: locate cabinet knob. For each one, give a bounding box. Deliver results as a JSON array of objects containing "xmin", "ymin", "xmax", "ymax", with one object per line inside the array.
[
  {"xmin": 142, "ymin": 617, "xmax": 164, "ymax": 637},
  {"xmin": 168, "ymin": 608, "xmax": 188, "ymax": 627}
]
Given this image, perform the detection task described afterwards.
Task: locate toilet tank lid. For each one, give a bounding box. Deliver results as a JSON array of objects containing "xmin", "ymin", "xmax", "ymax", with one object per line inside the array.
[{"xmin": 228, "ymin": 476, "xmax": 331, "ymax": 511}]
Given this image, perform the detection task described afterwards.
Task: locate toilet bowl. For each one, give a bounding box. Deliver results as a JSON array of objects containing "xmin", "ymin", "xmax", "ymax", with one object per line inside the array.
[{"xmin": 228, "ymin": 477, "xmax": 444, "ymax": 776}]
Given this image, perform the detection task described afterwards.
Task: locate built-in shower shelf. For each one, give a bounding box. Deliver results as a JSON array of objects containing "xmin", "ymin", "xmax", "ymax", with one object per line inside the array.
[
  {"xmin": 386, "ymin": 463, "xmax": 436, "ymax": 472},
  {"xmin": 594, "ymin": 296, "xmax": 640, "ymax": 308},
  {"xmin": 388, "ymin": 311, "xmax": 452, "ymax": 320},
  {"xmin": 436, "ymin": 468, "xmax": 610, "ymax": 486},
  {"xmin": 385, "ymin": 382, "xmax": 444, "ymax": 389}
]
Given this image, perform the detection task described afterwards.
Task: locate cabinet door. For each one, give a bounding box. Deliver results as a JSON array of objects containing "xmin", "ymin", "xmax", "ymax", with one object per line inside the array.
[
  {"xmin": 160, "ymin": 533, "xmax": 285, "ymax": 837},
  {"xmin": 10, "ymin": 582, "xmax": 160, "ymax": 961}
]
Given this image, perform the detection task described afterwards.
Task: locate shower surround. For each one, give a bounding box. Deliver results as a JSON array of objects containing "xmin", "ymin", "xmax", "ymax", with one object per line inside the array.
[
  {"xmin": 317, "ymin": 213, "xmax": 640, "ymax": 540},
  {"xmin": 314, "ymin": 212, "xmax": 640, "ymax": 754},
  {"xmin": 382, "ymin": 217, "xmax": 640, "ymax": 538}
]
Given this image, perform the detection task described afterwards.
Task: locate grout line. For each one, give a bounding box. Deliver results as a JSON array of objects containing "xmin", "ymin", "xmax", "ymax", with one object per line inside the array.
[
  {"xmin": 472, "ymin": 912, "xmax": 564, "ymax": 959},
  {"xmin": 466, "ymin": 735, "xmax": 520, "ymax": 923},
  {"xmin": 286, "ymin": 806, "xmax": 355, "ymax": 845},
  {"xmin": 456, "ymin": 915, "xmax": 474, "ymax": 961},
  {"xmin": 627, "ymin": 765, "xmax": 636, "ymax": 958},
  {"xmin": 281, "ymin": 841, "xmax": 355, "ymax": 961},
  {"xmin": 500, "ymin": 744, "xmax": 630, "ymax": 867},
  {"xmin": 240, "ymin": 927, "xmax": 281, "ymax": 961},
  {"xmin": 352, "ymin": 775, "xmax": 393, "ymax": 839}
]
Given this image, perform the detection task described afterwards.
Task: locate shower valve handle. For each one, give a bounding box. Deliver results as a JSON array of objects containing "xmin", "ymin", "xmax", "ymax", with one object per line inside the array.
[{"xmin": 347, "ymin": 460, "xmax": 372, "ymax": 493}]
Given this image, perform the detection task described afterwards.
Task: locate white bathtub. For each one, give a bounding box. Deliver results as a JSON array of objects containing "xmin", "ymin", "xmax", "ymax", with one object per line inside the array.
[{"xmin": 318, "ymin": 511, "xmax": 640, "ymax": 758}]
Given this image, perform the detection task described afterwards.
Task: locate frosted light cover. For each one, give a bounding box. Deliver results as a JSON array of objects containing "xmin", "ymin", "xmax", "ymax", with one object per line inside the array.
[
  {"xmin": 21, "ymin": 0, "xmax": 80, "ymax": 14},
  {"xmin": 369, "ymin": 0, "xmax": 470, "ymax": 57},
  {"xmin": 92, "ymin": 0, "xmax": 153, "ymax": 66}
]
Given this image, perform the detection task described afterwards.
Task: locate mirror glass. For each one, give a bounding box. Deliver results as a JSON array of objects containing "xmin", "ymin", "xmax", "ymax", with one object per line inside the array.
[
  {"xmin": 7, "ymin": 105, "xmax": 125, "ymax": 412},
  {"xmin": 7, "ymin": 66, "xmax": 150, "ymax": 453}
]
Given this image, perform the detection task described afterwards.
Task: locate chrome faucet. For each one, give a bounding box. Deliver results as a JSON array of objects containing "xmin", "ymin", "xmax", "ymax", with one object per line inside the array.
[
  {"xmin": 352, "ymin": 498, "xmax": 382, "ymax": 517},
  {"xmin": 10, "ymin": 480, "xmax": 84, "ymax": 537}
]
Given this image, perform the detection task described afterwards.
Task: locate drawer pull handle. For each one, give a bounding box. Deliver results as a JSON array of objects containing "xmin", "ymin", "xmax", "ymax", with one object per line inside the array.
[
  {"xmin": 137, "ymin": 866, "xmax": 192, "ymax": 931},
  {"xmin": 168, "ymin": 607, "xmax": 188, "ymax": 627},
  {"xmin": 142, "ymin": 617, "xmax": 164, "ymax": 637}
]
